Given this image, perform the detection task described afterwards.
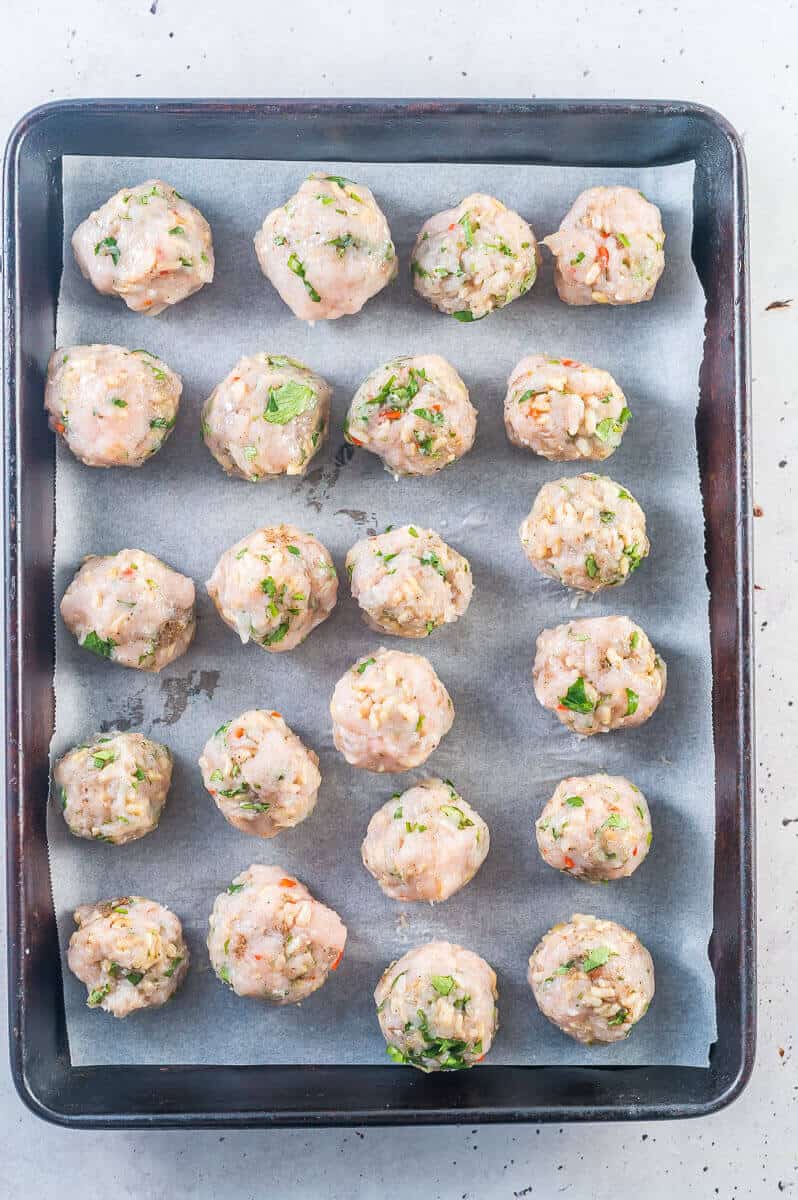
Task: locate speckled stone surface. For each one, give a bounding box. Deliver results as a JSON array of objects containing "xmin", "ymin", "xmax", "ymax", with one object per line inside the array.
[{"xmin": 0, "ymin": 0, "xmax": 793, "ymax": 1195}]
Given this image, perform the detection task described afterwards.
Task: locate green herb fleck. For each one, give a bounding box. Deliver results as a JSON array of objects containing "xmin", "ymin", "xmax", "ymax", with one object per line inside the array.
[
  {"xmin": 625, "ymin": 688, "xmax": 639, "ymax": 716},
  {"xmin": 558, "ymin": 676, "xmax": 596, "ymax": 714},
  {"xmin": 82, "ymin": 631, "xmax": 115, "ymax": 659}
]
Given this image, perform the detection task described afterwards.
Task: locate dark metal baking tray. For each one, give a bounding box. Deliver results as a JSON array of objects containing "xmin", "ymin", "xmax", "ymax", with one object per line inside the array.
[{"xmin": 3, "ymin": 98, "xmax": 753, "ymax": 1128}]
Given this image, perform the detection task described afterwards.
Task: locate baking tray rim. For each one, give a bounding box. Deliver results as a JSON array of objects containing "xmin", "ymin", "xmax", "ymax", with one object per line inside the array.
[{"xmin": 3, "ymin": 96, "xmax": 754, "ymax": 1127}]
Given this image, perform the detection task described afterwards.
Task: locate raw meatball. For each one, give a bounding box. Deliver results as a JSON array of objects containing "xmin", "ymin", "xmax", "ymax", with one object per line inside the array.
[
  {"xmin": 504, "ymin": 354, "xmax": 631, "ymax": 461},
  {"xmin": 201, "ymin": 353, "xmax": 331, "ymax": 481},
  {"xmin": 44, "ymin": 344, "xmax": 182, "ymax": 468},
  {"xmin": 410, "ymin": 193, "xmax": 539, "ymax": 320},
  {"xmin": 536, "ymin": 774, "xmax": 652, "ymax": 881},
  {"xmin": 330, "ymin": 647, "xmax": 454, "ymax": 772},
  {"xmin": 533, "ymin": 616, "xmax": 667, "ymax": 735},
  {"xmin": 199, "ymin": 709, "xmax": 320, "ymax": 838},
  {"xmin": 345, "ymin": 354, "xmax": 476, "ymax": 477},
  {"xmin": 362, "ymin": 778, "xmax": 489, "ymax": 902},
  {"xmin": 346, "ymin": 524, "xmax": 473, "ymax": 639},
  {"xmin": 375, "ymin": 941, "xmax": 498, "ymax": 1070},
  {"xmin": 519, "ymin": 474, "xmax": 649, "ymax": 592},
  {"xmin": 253, "ymin": 172, "xmax": 397, "ymax": 321},
  {"xmin": 60, "ymin": 548, "xmax": 196, "ymax": 672},
  {"xmin": 206, "ymin": 524, "xmax": 337, "ymax": 651},
  {"xmin": 67, "ymin": 896, "xmax": 189, "ymax": 1017},
  {"xmin": 527, "ymin": 913, "xmax": 655, "ymax": 1043},
  {"xmin": 543, "ymin": 186, "xmax": 665, "ymax": 306},
  {"xmin": 54, "ymin": 730, "xmax": 172, "ymax": 845},
  {"xmin": 207, "ymin": 865, "xmax": 346, "ymax": 1003},
  {"xmin": 71, "ymin": 179, "xmax": 214, "ymax": 315}
]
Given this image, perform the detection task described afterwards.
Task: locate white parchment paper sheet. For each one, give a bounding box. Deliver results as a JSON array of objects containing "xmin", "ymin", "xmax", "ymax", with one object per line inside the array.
[{"xmin": 50, "ymin": 155, "xmax": 715, "ymax": 1067}]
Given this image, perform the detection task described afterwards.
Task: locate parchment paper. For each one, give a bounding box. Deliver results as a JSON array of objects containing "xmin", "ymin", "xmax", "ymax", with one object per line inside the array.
[{"xmin": 50, "ymin": 155, "xmax": 715, "ymax": 1067}]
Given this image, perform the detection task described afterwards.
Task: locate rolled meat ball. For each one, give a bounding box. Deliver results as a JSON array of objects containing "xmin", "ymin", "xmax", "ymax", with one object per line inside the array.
[
  {"xmin": 543, "ymin": 186, "xmax": 665, "ymax": 306},
  {"xmin": 331, "ymin": 647, "xmax": 454, "ymax": 772},
  {"xmin": 54, "ymin": 730, "xmax": 172, "ymax": 845},
  {"xmin": 60, "ymin": 548, "xmax": 196, "ymax": 672},
  {"xmin": 519, "ymin": 474, "xmax": 649, "ymax": 593},
  {"xmin": 253, "ymin": 172, "xmax": 397, "ymax": 321},
  {"xmin": 504, "ymin": 354, "xmax": 631, "ymax": 461},
  {"xmin": 375, "ymin": 941, "xmax": 498, "ymax": 1070},
  {"xmin": 346, "ymin": 524, "xmax": 473, "ymax": 639},
  {"xmin": 527, "ymin": 913, "xmax": 655, "ymax": 1043},
  {"xmin": 362, "ymin": 778, "xmax": 489, "ymax": 902},
  {"xmin": 533, "ymin": 616, "xmax": 666, "ymax": 735},
  {"xmin": 206, "ymin": 524, "xmax": 337, "ymax": 652},
  {"xmin": 201, "ymin": 353, "xmax": 331, "ymax": 481},
  {"xmin": 199, "ymin": 709, "xmax": 320, "ymax": 838},
  {"xmin": 71, "ymin": 178, "xmax": 214, "ymax": 315},
  {"xmin": 410, "ymin": 193, "xmax": 539, "ymax": 320},
  {"xmin": 67, "ymin": 896, "xmax": 189, "ymax": 1017},
  {"xmin": 207, "ymin": 865, "xmax": 346, "ymax": 1003},
  {"xmin": 345, "ymin": 354, "xmax": 476, "ymax": 477},
  {"xmin": 536, "ymin": 774, "xmax": 652, "ymax": 881},
  {"xmin": 45, "ymin": 344, "xmax": 181, "ymax": 468}
]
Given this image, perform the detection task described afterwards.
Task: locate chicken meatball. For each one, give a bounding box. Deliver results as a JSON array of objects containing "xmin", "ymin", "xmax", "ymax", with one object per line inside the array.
[
  {"xmin": 201, "ymin": 353, "xmax": 331, "ymax": 481},
  {"xmin": 206, "ymin": 524, "xmax": 337, "ymax": 652},
  {"xmin": 375, "ymin": 941, "xmax": 498, "ymax": 1070},
  {"xmin": 504, "ymin": 355, "xmax": 631, "ymax": 461},
  {"xmin": 331, "ymin": 647, "xmax": 454, "ymax": 772},
  {"xmin": 253, "ymin": 172, "xmax": 397, "ymax": 321},
  {"xmin": 71, "ymin": 179, "xmax": 214, "ymax": 315},
  {"xmin": 54, "ymin": 730, "xmax": 172, "ymax": 845},
  {"xmin": 45, "ymin": 344, "xmax": 182, "ymax": 468},
  {"xmin": 346, "ymin": 524, "xmax": 473, "ymax": 639},
  {"xmin": 60, "ymin": 548, "xmax": 196, "ymax": 672},
  {"xmin": 527, "ymin": 913, "xmax": 655, "ymax": 1043},
  {"xmin": 543, "ymin": 186, "xmax": 665, "ymax": 307},
  {"xmin": 536, "ymin": 774, "xmax": 652, "ymax": 881},
  {"xmin": 519, "ymin": 474, "xmax": 649, "ymax": 593},
  {"xmin": 410, "ymin": 193, "xmax": 538, "ymax": 320},
  {"xmin": 199, "ymin": 709, "xmax": 320, "ymax": 838},
  {"xmin": 207, "ymin": 865, "xmax": 346, "ymax": 1003},
  {"xmin": 362, "ymin": 778, "xmax": 489, "ymax": 902},
  {"xmin": 67, "ymin": 896, "xmax": 189, "ymax": 1017},
  {"xmin": 533, "ymin": 616, "xmax": 667, "ymax": 735},
  {"xmin": 345, "ymin": 355, "xmax": 476, "ymax": 477}
]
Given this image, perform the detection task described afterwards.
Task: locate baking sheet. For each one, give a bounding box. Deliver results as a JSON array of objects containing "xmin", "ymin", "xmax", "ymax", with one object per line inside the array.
[{"xmin": 50, "ymin": 155, "xmax": 715, "ymax": 1068}]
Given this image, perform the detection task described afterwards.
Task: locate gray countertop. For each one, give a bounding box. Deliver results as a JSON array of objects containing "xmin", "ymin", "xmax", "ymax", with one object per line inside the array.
[{"xmin": 0, "ymin": 0, "xmax": 793, "ymax": 1195}]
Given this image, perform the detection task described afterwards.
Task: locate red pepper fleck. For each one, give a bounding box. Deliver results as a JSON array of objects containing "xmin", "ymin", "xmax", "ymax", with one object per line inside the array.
[
  {"xmin": 331, "ymin": 950, "xmax": 344, "ymax": 971},
  {"xmin": 597, "ymin": 245, "xmax": 609, "ymax": 269},
  {"xmin": 564, "ymin": 856, "xmax": 575, "ymax": 869},
  {"xmin": 279, "ymin": 877, "xmax": 296, "ymax": 888}
]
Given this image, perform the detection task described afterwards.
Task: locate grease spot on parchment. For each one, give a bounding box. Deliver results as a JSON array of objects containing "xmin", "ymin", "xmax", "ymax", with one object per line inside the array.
[
  {"xmin": 335, "ymin": 508, "xmax": 370, "ymax": 526},
  {"xmin": 296, "ymin": 449, "xmax": 355, "ymax": 511},
  {"xmin": 100, "ymin": 693, "xmax": 145, "ymax": 733},
  {"xmin": 153, "ymin": 669, "xmax": 220, "ymax": 726}
]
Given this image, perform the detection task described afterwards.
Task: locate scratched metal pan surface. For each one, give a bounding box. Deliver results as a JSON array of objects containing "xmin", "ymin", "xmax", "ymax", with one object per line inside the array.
[{"xmin": 3, "ymin": 99, "xmax": 753, "ymax": 1127}]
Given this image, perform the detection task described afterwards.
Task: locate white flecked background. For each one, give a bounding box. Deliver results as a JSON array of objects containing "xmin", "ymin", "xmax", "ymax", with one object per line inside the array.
[{"xmin": 0, "ymin": 0, "xmax": 793, "ymax": 1196}]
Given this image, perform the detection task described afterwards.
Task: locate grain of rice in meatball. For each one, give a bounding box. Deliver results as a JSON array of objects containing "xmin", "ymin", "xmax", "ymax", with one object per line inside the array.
[
  {"xmin": 199, "ymin": 709, "xmax": 320, "ymax": 838},
  {"xmin": 207, "ymin": 865, "xmax": 346, "ymax": 1003},
  {"xmin": 67, "ymin": 896, "xmax": 189, "ymax": 1017},
  {"xmin": 202, "ymin": 353, "xmax": 331, "ymax": 480},
  {"xmin": 375, "ymin": 940, "xmax": 498, "ymax": 1070},
  {"xmin": 504, "ymin": 354, "xmax": 630, "ymax": 461},
  {"xmin": 346, "ymin": 524, "xmax": 473, "ymax": 638},
  {"xmin": 362, "ymin": 778, "xmax": 489, "ymax": 902},
  {"xmin": 411, "ymin": 193, "xmax": 539, "ymax": 320},
  {"xmin": 528, "ymin": 913, "xmax": 655, "ymax": 1043},
  {"xmin": 54, "ymin": 730, "xmax": 172, "ymax": 845},
  {"xmin": 60, "ymin": 548, "xmax": 196, "ymax": 672},
  {"xmin": 330, "ymin": 647, "xmax": 454, "ymax": 772},
  {"xmin": 535, "ymin": 774, "xmax": 652, "ymax": 881},
  {"xmin": 254, "ymin": 172, "xmax": 396, "ymax": 321},
  {"xmin": 71, "ymin": 178, "xmax": 213, "ymax": 314},
  {"xmin": 206, "ymin": 524, "xmax": 337, "ymax": 652},
  {"xmin": 543, "ymin": 186, "xmax": 665, "ymax": 306},
  {"xmin": 532, "ymin": 616, "xmax": 666, "ymax": 735},
  {"xmin": 45, "ymin": 344, "xmax": 181, "ymax": 468},
  {"xmin": 519, "ymin": 474, "xmax": 649, "ymax": 593},
  {"xmin": 345, "ymin": 354, "xmax": 476, "ymax": 477}
]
